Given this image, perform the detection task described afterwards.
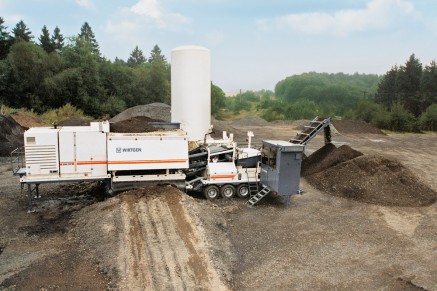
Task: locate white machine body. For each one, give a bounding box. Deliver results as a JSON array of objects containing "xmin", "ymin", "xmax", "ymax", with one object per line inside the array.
[
  {"xmin": 21, "ymin": 122, "xmax": 189, "ymax": 184},
  {"xmin": 107, "ymin": 131, "xmax": 188, "ymax": 171}
]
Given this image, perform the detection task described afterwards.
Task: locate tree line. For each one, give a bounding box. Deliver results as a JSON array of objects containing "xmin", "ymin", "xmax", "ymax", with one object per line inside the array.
[
  {"xmin": 0, "ymin": 17, "xmax": 226, "ymax": 118},
  {"xmin": 227, "ymin": 55, "xmax": 436, "ymax": 132},
  {"xmin": 354, "ymin": 54, "xmax": 437, "ymax": 131}
]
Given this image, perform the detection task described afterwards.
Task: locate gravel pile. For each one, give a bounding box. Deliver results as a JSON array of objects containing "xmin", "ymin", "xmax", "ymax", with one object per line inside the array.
[
  {"xmin": 231, "ymin": 115, "xmax": 269, "ymax": 127},
  {"xmin": 331, "ymin": 120, "xmax": 385, "ymax": 135},
  {"xmin": 110, "ymin": 116, "xmax": 162, "ymax": 133},
  {"xmin": 302, "ymin": 143, "xmax": 363, "ymax": 176},
  {"xmin": 306, "ymin": 152, "xmax": 437, "ymax": 207},
  {"xmin": 110, "ymin": 103, "xmax": 170, "ymax": 123}
]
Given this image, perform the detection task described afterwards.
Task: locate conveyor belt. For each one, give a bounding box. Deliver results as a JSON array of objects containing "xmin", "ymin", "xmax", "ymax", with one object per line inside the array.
[{"xmin": 289, "ymin": 117, "xmax": 331, "ymax": 145}]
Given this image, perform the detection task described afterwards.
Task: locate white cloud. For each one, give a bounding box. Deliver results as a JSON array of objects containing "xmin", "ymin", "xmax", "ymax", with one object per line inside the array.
[
  {"xmin": 128, "ymin": 0, "xmax": 191, "ymax": 28},
  {"xmin": 131, "ymin": 0, "xmax": 161, "ymax": 19},
  {"xmin": 102, "ymin": 0, "xmax": 192, "ymax": 57},
  {"xmin": 76, "ymin": 0, "xmax": 95, "ymax": 9},
  {"xmin": 258, "ymin": 0, "xmax": 415, "ymax": 36}
]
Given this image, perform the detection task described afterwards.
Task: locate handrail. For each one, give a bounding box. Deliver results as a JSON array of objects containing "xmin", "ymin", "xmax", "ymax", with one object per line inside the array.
[{"xmin": 10, "ymin": 147, "xmax": 25, "ymax": 176}]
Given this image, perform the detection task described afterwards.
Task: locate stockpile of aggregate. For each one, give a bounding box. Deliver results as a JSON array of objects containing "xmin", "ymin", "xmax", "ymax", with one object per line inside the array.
[
  {"xmin": 302, "ymin": 143, "xmax": 363, "ymax": 176},
  {"xmin": 0, "ymin": 115, "xmax": 25, "ymax": 156},
  {"xmin": 110, "ymin": 116, "xmax": 163, "ymax": 133},
  {"xmin": 58, "ymin": 118, "xmax": 91, "ymax": 126},
  {"xmin": 331, "ymin": 120, "xmax": 385, "ymax": 135},
  {"xmin": 304, "ymin": 143, "xmax": 437, "ymax": 207},
  {"xmin": 231, "ymin": 115, "xmax": 270, "ymax": 127},
  {"xmin": 110, "ymin": 103, "xmax": 171, "ymax": 123}
]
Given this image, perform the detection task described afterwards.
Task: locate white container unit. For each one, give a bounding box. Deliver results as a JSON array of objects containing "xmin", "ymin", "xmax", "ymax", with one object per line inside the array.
[
  {"xmin": 22, "ymin": 122, "xmax": 110, "ymax": 183},
  {"xmin": 107, "ymin": 132, "xmax": 189, "ymax": 171},
  {"xmin": 58, "ymin": 127, "xmax": 108, "ymax": 178},
  {"xmin": 171, "ymin": 46, "xmax": 211, "ymax": 141},
  {"xmin": 23, "ymin": 127, "xmax": 60, "ymax": 179}
]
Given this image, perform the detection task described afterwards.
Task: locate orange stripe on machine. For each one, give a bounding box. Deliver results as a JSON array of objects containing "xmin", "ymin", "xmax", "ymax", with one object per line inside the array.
[
  {"xmin": 60, "ymin": 159, "xmax": 188, "ymax": 166},
  {"xmin": 211, "ymin": 174, "xmax": 236, "ymax": 179}
]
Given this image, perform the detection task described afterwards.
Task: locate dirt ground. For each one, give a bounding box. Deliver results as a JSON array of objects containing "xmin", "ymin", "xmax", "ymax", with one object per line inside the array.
[{"xmin": 1, "ymin": 119, "xmax": 437, "ymax": 290}]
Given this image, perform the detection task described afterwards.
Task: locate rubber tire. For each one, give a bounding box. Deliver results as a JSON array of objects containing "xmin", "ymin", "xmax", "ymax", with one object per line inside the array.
[
  {"xmin": 237, "ymin": 184, "xmax": 250, "ymax": 198},
  {"xmin": 221, "ymin": 184, "xmax": 236, "ymax": 199},
  {"xmin": 204, "ymin": 185, "xmax": 220, "ymax": 200}
]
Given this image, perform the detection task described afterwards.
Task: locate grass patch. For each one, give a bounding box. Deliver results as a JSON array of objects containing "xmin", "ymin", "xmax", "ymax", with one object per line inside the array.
[
  {"xmin": 40, "ymin": 104, "xmax": 91, "ymax": 124},
  {"xmin": 0, "ymin": 104, "xmax": 18, "ymax": 115}
]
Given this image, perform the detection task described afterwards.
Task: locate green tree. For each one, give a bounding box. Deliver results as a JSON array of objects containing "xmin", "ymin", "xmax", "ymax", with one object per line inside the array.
[
  {"xmin": 421, "ymin": 60, "xmax": 437, "ymax": 110},
  {"xmin": 148, "ymin": 44, "xmax": 166, "ymax": 63},
  {"xmin": 274, "ymin": 72, "xmax": 380, "ymax": 118},
  {"xmin": 375, "ymin": 66, "xmax": 398, "ymax": 109},
  {"xmin": 0, "ymin": 17, "xmax": 13, "ymax": 59},
  {"xmin": 51, "ymin": 26, "xmax": 64, "ymax": 52},
  {"xmin": 396, "ymin": 54, "xmax": 422, "ymax": 116},
  {"xmin": 12, "ymin": 20, "xmax": 33, "ymax": 42},
  {"xmin": 101, "ymin": 95, "xmax": 126, "ymax": 117},
  {"xmin": 62, "ymin": 37, "xmax": 102, "ymax": 115},
  {"xmin": 419, "ymin": 104, "xmax": 437, "ymax": 131},
  {"xmin": 39, "ymin": 25, "xmax": 54, "ymax": 53},
  {"xmin": 78, "ymin": 22, "xmax": 100, "ymax": 55},
  {"xmin": 7, "ymin": 42, "xmax": 47, "ymax": 109},
  {"xmin": 211, "ymin": 82, "xmax": 226, "ymax": 117},
  {"xmin": 0, "ymin": 59, "xmax": 13, "ymax": 104},
  {"xmin": 355, "ymin": 100, "xmax": 383, "ymax": 123},
  {"xmin": 387, "ymin": 102, "xmax": 416, "ymax": 132},
  {"xmin": 145, "ymin": 45, "xmax": 169, "ymax": 104},
  {"xmin": 99, "ymin": 58, "xmax": 134, "ymax": 106},
  {"xmin": 127, "ymin": 46, "xmax": 146, "ymax": 67},
  {"xmin": 147, "ymin": 59, "xmax": 169, "ymax": 104}
]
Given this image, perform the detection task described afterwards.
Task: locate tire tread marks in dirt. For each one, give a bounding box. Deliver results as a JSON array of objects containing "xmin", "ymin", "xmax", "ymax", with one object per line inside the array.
[{"xmin": 114, "ymin": 188, "xmax": 227, "ymax": 290}]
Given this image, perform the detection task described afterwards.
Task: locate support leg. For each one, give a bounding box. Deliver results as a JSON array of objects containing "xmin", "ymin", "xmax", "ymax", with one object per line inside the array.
[
  {"xmin": 284, "ymin": 195, "xmax": 291, "ymax": 208},
  {"xmin": 35, "ymin": 184, "xmax": 40, "ymax": 198},
  {"xmin": 27, "ymin": 184, "xmax": 34, "ymax": 213}
]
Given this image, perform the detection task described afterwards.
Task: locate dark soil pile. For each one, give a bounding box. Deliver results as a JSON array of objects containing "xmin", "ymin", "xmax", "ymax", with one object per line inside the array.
[
  {"xmin": 231, "ymin": 115, "xmax": 269, "ymax": 127},
  {"xmin": 0, "ymin": 115, "xmax": 25, "ymax": 156},
  {"xmin": 331, "ymin": 120, "xmax": 385, "ymax": 135},
  {"xmin": 302, "ymin": 143, "xmax": 363, "ymax": 176},
  {"xmin": 58, "ymin": 118, "xmax": 91, "ymax": 126},
  {"xmin": 306, "ymin": 154, "xmax": 437, "ymax": 207},
  {"xmin": 110, "ymin": 116, "xmax": 163, "ymax": 133}
]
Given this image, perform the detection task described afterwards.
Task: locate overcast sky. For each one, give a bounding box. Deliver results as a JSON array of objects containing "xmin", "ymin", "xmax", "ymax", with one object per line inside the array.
[{"xmin": 2, "ymin": 0, "xmax": 437, "ymax": 92}]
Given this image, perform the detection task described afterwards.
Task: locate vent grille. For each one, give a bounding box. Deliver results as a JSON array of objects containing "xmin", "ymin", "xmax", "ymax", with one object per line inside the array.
[{"xmin": 25, "ymin": 145, "xmax": 58, "ymax": 171}]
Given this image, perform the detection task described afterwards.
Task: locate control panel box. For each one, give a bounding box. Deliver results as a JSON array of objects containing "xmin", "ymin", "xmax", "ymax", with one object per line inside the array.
[{"xmin": 260, "ymin": 140, "xmax": 304, "ymax": 196}]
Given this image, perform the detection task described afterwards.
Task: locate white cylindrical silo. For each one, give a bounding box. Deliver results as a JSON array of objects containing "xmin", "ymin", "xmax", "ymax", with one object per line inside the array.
[{"xmin": 171, "ymin": 46, "xmax": 211, "ymax": 141}]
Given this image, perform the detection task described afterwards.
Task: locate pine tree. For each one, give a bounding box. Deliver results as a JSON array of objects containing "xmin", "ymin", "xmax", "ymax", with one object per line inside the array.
[
  {"xmin": 148, "ymin": 44, "xmax": 166, "ymax": 64},
  {"xmin": 78, "ymin": 22, "xmax": 99, "ymax": 55},
  {"xmin": 51, "ymin": 26, "xmax": 64, "ymax": 52},
  {"xmin": 0, "ymin": 17, "xmax": 13, "ymax": 59},
  {"xmin": 127, "ymin": 46, "xmax": 146, "ymax": 67},
  {"xmin": 12, "ymin": 20, "xmax": 34, "ymax": 42},
  {"xmin": 396, "ymin": 54, "xmax": 423, "ymax": 116},
  {"xmin": 421, "ymin": 60, "xmax": 437, "ymax": 110},
  {"xmin": 375, "ymin": 66, "xmax": 398, "ymax": 109},
  {"xmin": 147, "ymin": 45, "xmax": 170, "ymax": 103},
  {"xmin": 39, "ymin": 25, "xmax": 53, "ymax": 53}
]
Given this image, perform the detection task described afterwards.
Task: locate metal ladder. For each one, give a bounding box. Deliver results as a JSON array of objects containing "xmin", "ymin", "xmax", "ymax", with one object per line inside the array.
[
  {"xmin": 289, "ymin": 116, "xmax": 331, "ymax": 145},
  {"xmin": 247, "ymin": 185, "xmax": 270, "ymax": 207},
  {"xmin": 244, "ymin": 166, "xmax": 259, "ymax": 195},
  {"xmin": 249, "ymin": 183, "xmax": 259, "ymax": 195}
]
